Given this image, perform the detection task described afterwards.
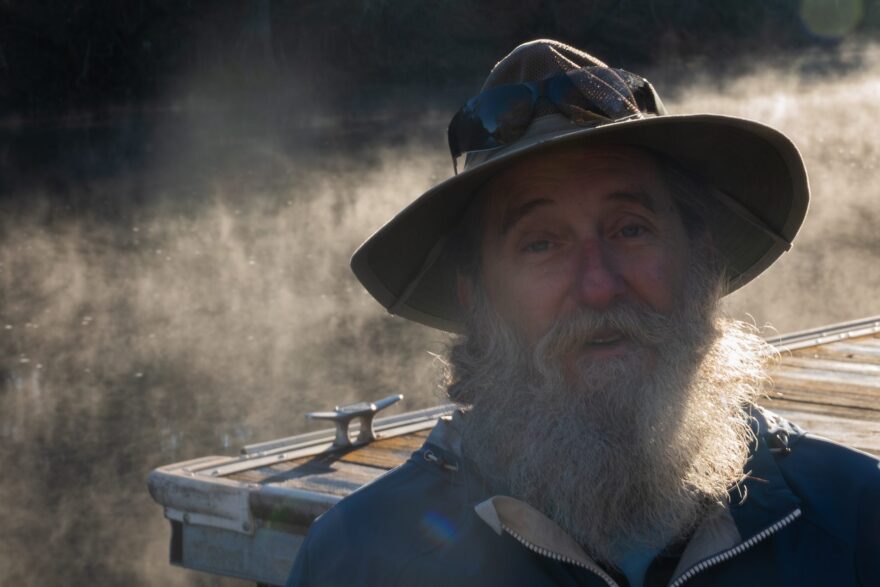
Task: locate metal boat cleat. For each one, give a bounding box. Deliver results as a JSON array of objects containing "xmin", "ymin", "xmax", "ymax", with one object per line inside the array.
[{"xmin": 307, "ymin": 394, "xmax": 403, "ymax": 448}]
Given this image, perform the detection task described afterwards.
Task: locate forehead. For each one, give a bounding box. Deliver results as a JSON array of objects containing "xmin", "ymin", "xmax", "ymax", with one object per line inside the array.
[{"xmin": 481, "ymin": 145, "xmax": 670, "ymax": 220}]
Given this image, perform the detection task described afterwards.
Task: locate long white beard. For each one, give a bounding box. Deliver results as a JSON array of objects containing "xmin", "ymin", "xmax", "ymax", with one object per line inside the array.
[{"xmin": 448, "ymin": 266, "xmax": 771, "ymax": 563}]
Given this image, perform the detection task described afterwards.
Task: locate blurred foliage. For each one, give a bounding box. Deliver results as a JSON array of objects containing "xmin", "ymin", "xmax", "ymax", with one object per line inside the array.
[{"xmin": 2, "ymin": 0, "xmax": 880, "ymax": 118}]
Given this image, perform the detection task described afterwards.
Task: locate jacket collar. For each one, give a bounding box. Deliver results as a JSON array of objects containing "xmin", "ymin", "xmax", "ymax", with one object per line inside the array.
[
  {"xmin": 727, "ymin": 406, "xmax": 803, "ymax": 537},
  {"xmin": 423, "ymin": 406, "xmax": 802, "ymax": 575}
]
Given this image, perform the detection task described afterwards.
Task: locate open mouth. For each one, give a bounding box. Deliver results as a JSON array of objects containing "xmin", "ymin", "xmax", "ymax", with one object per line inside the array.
[{"xmin": 584, "ymin": 330, "xmax": 625, "ymax": 347}]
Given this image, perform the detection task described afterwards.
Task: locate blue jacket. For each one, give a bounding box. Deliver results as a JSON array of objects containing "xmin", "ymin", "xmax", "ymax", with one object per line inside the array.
[{"xmin": 286, "ymin": 407, "xmax": 880, "ymax": 586}]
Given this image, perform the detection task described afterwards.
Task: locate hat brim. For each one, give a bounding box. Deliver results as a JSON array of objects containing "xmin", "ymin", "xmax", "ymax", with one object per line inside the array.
[{"xmin": 351, "ymin": 114, "xmax": 809, "ymax": 333}]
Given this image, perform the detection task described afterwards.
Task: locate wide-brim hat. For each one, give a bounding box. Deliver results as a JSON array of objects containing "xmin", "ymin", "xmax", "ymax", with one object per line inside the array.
[{"xmin": 351, "ymin": 39, "xmax": 809, "ymax": 333}]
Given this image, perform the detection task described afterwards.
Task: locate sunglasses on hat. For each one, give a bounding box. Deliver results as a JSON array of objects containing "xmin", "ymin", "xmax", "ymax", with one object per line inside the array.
[{"xmin": 447, "ymin": 66, "xmax": 666, "ymax": 173}]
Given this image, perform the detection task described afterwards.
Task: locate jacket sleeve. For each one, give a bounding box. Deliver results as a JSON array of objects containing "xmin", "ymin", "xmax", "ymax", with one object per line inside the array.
[
  {"xmin": 856, "ymin": 473, "xmax": 880, "ymax": 586},
  {"xmin": 285, "ymin": 537, "xmax": 311, "ymax": 587}
]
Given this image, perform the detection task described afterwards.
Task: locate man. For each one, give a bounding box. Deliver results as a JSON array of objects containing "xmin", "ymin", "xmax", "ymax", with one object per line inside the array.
[{"xmin": 287, "ymin": 40, "xmax": 879, "ymax": 586}]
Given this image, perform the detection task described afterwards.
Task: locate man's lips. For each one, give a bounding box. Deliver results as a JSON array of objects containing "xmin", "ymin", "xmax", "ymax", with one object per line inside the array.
[{"xmin": 583, "ymin": 329, "xmax": 625, "ymax": 346}]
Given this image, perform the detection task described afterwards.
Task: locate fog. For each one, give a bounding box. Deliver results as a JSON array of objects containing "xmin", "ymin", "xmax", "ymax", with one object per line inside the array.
[
  {"xmin": 669, "ymin": 45, "xmax": 880, "ymax": 331},
  {"xmin": 2, "ymin": 44, "xmax": 879, "ymax": 585}
]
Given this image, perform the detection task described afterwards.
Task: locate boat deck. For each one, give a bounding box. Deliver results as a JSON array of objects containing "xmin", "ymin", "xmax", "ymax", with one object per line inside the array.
[{"xmin": 761, "ymin": 316, "xmax": 880, "ymax": 454}]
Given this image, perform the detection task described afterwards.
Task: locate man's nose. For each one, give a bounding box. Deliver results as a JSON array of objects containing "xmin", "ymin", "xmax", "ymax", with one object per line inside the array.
[{"xmin": 574, "ymin": 239, "xmax": 624, "ymax": 309}]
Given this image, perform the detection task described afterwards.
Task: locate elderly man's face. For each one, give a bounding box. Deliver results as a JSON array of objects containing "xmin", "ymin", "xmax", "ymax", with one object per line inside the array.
[
  {"xmin": 476, "ymin": 145, "xmax": 691, "ymax": 370},
  {"xmin": 455, "ymin": 146, "xmax": 764, "ymax": 562}
]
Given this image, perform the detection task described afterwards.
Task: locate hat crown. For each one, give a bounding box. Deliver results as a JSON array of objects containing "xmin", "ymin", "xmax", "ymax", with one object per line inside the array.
[
  {"xmin": 462, "ymin": 40, "xmax": 664, "ymax": 171},
  {"xmin": 481, "ymin": 39, "xmax": 608, "ymax": 90}
]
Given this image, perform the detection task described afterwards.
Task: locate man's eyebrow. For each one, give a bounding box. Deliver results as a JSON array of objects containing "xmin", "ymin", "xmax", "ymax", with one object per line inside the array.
[
  {"xmin": 609, "ymin": 191, "xmax": 657, "ymax": 213},
  {"xmin": 499, "ymin": 192, "xmax": 658, "ymax": 235},
  {"xmin": 500, "ymin": 198, "xmax": 554, "ymax": 235}
]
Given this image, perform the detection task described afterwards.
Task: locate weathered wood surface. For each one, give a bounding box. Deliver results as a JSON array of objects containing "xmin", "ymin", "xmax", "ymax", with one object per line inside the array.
[
  {"xmin": 762, "ymin": 331, "xmax": 880, "ymax": 453},
  {"xmin": 227, "ymin": 430, "xmax": 430, "ymax": 491},
  {"xmin": 227, "ymin": 329, "xmax": 880, "ymax": 494}
]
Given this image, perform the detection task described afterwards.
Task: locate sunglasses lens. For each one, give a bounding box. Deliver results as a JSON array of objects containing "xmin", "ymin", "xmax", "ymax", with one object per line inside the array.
[
  {"xmin": 448, "ymin": 66, "xmax": 663, "ymax": 171},
  {"xmin": 448, "ymin": 85, "xmax": 535, "ymax": 159}
]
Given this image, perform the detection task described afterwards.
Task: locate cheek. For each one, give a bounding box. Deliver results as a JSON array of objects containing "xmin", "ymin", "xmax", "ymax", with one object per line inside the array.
[
  {"xmin": 626, "ymin": 253, "xmax": 686, "ymax": 312},
  {"xmin": 483, "ymin": 261, "xmax": 567, "ymax": 339}
]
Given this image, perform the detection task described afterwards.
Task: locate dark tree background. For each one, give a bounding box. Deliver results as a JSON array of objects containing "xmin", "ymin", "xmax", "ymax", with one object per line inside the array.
[
  {"xmin": 3, "ymin": 0, "xmax": 877, "ymax": 198},
  {"xmin": 3, "ymin": 0, "xmax": 878, "ymax": 118}
]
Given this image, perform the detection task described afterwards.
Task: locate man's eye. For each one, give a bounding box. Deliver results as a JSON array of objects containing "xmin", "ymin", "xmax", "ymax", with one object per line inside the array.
[
  {"xmin": 524, "ymin": 240, "xmax": 552, "ymax": 253},
  {"xmin": 618, "ymin": 224, "xmax": 647, "ymax": 238}
]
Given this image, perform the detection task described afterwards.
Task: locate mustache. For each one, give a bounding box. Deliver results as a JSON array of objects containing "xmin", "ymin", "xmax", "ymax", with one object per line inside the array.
[{"xmin": 534, "ymin": 301, "xmax": 678, "ymax": 360}]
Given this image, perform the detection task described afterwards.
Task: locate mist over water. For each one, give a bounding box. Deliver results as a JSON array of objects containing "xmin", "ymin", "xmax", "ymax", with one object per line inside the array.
[
  {"xmin": 660, "ymin": 45, "xmax": 880, "ymax": 331},
  {"xmin": 0, "ymin": 136, "xmax": 452, "ymax": 585},
  {"xmin": 2, "ymin": 45, "xmax": 879, "ymax": 585}
]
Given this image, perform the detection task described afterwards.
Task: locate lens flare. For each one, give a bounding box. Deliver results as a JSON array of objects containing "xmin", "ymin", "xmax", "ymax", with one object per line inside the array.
[
  {"xmin": 420, "ymin": 510, "xmax": 458, "ymax": 547},
  {"xmin": 800, "ymin": 0, "xmax": 864, "ymax": 39}
]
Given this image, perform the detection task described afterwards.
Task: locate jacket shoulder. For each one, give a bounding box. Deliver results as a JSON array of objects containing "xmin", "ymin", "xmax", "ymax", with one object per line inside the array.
[
  {"xmin": 782, "ymin": 432, "xmax": 880, "ymax": 524},
  {"xmin": 780, "ymin": 430, "xmax": 880, "ymax": 584},
  {"xmin": 287, "ymin": 449, "xmax": 467, "ymax": 586},
  {"xmin": 755, "ymin": 406, "xmax": 879, "ymax": 511}
]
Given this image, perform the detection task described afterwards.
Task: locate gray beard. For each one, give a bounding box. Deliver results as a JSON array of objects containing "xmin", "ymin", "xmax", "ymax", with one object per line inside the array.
[{"xmin": 448, "ymin": 265, "xmax": 770, "ymax": 563}]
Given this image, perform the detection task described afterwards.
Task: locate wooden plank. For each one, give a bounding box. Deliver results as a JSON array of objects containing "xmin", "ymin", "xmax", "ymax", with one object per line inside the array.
[
  {"xmin": 338, "ymin": 450, "xmax": 405, "ymax": 470},
  {"xmin": 230, "ymin": 458, "xmax": 385, "ymax": 496},
  {"xmin": 790, "ymin": 341, "xmax": 880, "ymax": 365},
  {"xmin": 769, "ymin": 375, "xmax": 880, "ymax": 399},
  {"xmin": 775, "ymin": 355, "xmax": 880, "ymax": 377},
  {"xmin": 338, "ymin": 434, "xmax": 423, "ymax": 469},
  {"xmin": 228, "ymin": 468, "xmax": 274, "ymax": 484},
  {"xmin": 762, "ymin": 393, "xmax": 880, "ymax": 417},
  {"xmin": 765, "ymin": 383, "xmax": 880, "ymax": 413},
  {"xmin": 772, "ymin": 409, "xmax": 880, "ymax": 456},
  {"xmin": 227, "ymin": 431, "xmax": 430, "ymax": 484},
  {"xmin": 768, "ymin": 376, "xmax": 880, "ymax": 401},
  {"xmin": 758, "ymin": 397, "xmax": 879, "ymax": 422},
  {"xmin": 226, "ymin": 460, "xmax": 305, "ymax": 484},
  {"xmin": 768, "ymin": 366, "xmax": 880, "ymax": 395},
  {"xmin": 771, "ymin": 361, "xmax": 880, "ymax": 385},
  {"xmin": 225, "ymin": 453, "xmax": 321, "ymax": 484},
  {"xmin": 765, "ymin": 330, "xmax": 880, "ymax": 423},
  {"xmin": 268, "ymin": 460, "xmax": 384, "ymax": 496},
  {"xmin": 766, "ymin": 386, "xmax": 880, "ymax": 414}
]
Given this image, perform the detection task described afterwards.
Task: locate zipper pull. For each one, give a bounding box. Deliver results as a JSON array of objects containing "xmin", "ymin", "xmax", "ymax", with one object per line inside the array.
[{"xmin": 424, "ymin": 448, "xmax": 460, "ymax": 472}]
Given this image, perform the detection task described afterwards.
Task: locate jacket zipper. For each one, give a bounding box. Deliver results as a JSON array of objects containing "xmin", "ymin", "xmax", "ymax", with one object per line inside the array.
[
  {"xmin": 501, "ymin": 523, "xmax": 620, "ymax": 587},
  {"xmin": 668, "ymin": 508, "xmax": 802, "ymax": 586}
]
